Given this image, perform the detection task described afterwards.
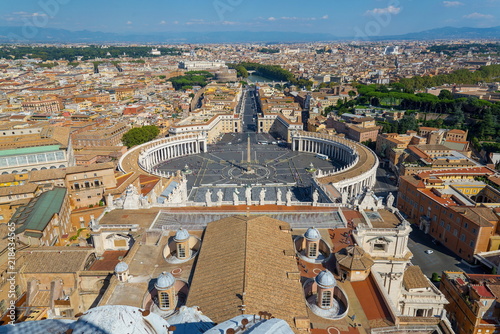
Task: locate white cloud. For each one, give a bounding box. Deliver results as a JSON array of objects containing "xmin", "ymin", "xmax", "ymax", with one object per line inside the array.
[
  {"xmin": 126, "ymin": 21, "xmax": 132, "ymax": 25},
  {"xmin": 463, "ymin": 12, "xmax": 494, "ymax": 19},
  {"xmin": 4, "ymin": 11, "xmax": 48, "ymax": 20},
  {"xmin": 442, "ymin": 1, "xmax": 464, "ymax": 6},
  {"xmin": 267, "ymin": 15, "xmax": 329, "ymax": 22},
  {"xmin": 365, "ymin": 5, "xmax": 401, "ymax": 16},
  {"xmin": 160, "ymin": 20, "xmax": 167, "ymax": 25}
]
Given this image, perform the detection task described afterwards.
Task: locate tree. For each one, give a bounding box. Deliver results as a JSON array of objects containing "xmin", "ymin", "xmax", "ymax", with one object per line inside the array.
[
  {"xmin": 480, "ymin": 111, "xmax": 497, "ymax": 139},
  {"xmin": 122, "ymin": 125, "xmax": 160, "ymax": 148},
  {"xmin": 438, "ymin": 89, "xmax": 453, "ymax": 100}
]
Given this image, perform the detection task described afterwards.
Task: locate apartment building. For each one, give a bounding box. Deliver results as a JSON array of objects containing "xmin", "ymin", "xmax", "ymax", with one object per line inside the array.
[
  {"xmin": 397, "ymin": 168, "xmax": 500, "ymax": 261},
  {"xmin": 440, "ymin": 272, "xmax": 500, "ymax": 334}
]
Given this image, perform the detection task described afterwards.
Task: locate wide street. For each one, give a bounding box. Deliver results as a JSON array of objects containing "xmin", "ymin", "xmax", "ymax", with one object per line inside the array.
[{"xmin": 240, "ymin": 86, "xmax": 258, "ymax": 133}]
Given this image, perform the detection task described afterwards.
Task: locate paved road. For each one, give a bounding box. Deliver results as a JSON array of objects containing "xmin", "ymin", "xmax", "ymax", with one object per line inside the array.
[
  {"xmin": 373, "ymin": 167, "xmax": 398, "ymax": 198},
  {"xmin": 241, "ymin": 87, "xmax": 257, "ymax": 133},
  {"xmin": 407, "ymin": 224, "xmax": 486, "ymax": 278}
]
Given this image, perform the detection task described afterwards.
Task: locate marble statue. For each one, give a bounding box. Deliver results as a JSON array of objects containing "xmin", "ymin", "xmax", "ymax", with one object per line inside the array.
[
  {"xmin": 245, "ymin": 186, "xmax": 252, "ymax": 205},
  {"xmin": 276, "ymin": 188, "xmax": 283, "ymax": 205},
  {"xmin": 312, "ymin": 189, "xmax": 319, "ymax": 206},
  {"xmin": 286, "ymin": 188, "xmax": 293, "ymax": 206},
  {"xmin": 217, "ymin": 189, "xmax": 224, "ymax": 206},
  {"xmin": 387, "ymin": 192, "xmax": 395, "ymax": 208},
  {"xmin": 205, "ymin": 189, "xmax": 212, "ymax": 207},
  {"xmin": 233, "ymin": 189, "xmax": 239, "ymax": 206},
  {"xmin": 259, "ymin": 188, "xmax": 266, "ymax": 204}
]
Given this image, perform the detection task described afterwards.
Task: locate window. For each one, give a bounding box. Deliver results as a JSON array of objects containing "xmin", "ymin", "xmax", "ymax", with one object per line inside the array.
[
  {"xmin": 460, "ymin": 234, "xmax": 466, "ymax": 242},
  {"xmin": 177, "ymin": 244, "xmax": 186, "ymax": 258},
  {"xmin": 321, "ymin": 290, "xmax": 332, "ymax": 308},
  {"xmin": 446, "ymin": 224, "xmax": 451, "ymax": 231},
  {"xmin": 453, "ymin": 229, "xmax": 458, "ymax": 236},
  {"xmin": 440, "ymin": 220, "xmax": 444, "ymax": 227},
  {"xmin": 470, "ymin": 241, "xmax": 475, "ymax": 248},
  {"xmin": 308, "ymin": 243, "xmax": 317, "ymax": 257},
  {"xmin": 472, "ymin": 228, "xmax": 477, "ymax": 234},
  {"xmin": 464, "ymin": 223, "xmax": 468, "ymax": 229},
  {"xmin": 374, "ymin": 243, "xmax": 385, "ymax": 251},
  {"xmin": 159, "ymin": 292, "xmax": 170, "ymax": 309}
]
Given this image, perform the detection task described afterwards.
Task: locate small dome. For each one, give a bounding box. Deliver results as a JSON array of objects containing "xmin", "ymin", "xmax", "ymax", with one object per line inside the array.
[
  {"xmin": 174, "ymin": 228, "xmax": 190, "ymax": 242},
  {"xmin": 114, "ymin": 261, "xmax": 128, "ymax": 273},
  {"xmin": 315, "ymin": 270, "xmax": 337, "ymax": 289},
  {"xmin": 304, "ymin": 227, "xmax": 321, "ymax": 241},
  {"xmin": 155, "ymin": 271, "xmax": 175, "ymax": 290}
]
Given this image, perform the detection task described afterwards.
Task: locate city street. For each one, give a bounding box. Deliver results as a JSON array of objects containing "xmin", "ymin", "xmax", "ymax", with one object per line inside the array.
[
  {"xmin": 407, "ymin": 224, "xmax": 486, "ymax": 278},
  {"xmin": 241, "ymin": 87, "xmax": 258, "ymax": 133},
  {"xmin": 373, "ymin": 167, "xmax": 398, "ymax": 198}
]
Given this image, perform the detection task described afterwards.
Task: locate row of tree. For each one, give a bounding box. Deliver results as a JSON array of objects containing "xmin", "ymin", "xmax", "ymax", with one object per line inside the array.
[
  {"xmin": 333, "ymin": 83, "xmax": 500, "ymax": 150},
  {"xmin": 168, "ymin": 71, "xmax": 215, "ymax": 90},
  {"xmin": 397, "ymin": 64, "xmax": 500, "ymax": 91}
]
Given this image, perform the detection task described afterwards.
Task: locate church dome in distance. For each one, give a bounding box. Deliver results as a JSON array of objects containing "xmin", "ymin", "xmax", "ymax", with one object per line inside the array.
[
  {"xmin": 155, "ymin": 271, "xmax": 176, "ymax": 290},
  {"xmin": 114, "ymin": 261, "xmax": 128, "ymax": 273},
  {"xmin": 315, "ymin": 270, "xmax": 337, "ymax": 289},
  {"xmin": 304, "ymin": 227, "xmax": 321, "ymax": 241},
  {"xmin": 174, "ymin": 228, "xmax": 190, "ymax": 242}
]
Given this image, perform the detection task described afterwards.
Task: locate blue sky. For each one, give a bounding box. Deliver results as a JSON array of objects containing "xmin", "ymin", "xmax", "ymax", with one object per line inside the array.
[{"xmin": 0, "ymin": 0, "xmax": 499, "ymax": 36}]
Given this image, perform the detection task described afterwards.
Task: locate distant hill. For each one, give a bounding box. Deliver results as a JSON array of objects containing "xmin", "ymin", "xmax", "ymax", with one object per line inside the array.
[
  {"xmin": 0, "ymin": 26, "xmax": 498, "ymax": 44},
  {"xmin": 378, "ymin": 26, "xmax": 500, "ymax": 40}
]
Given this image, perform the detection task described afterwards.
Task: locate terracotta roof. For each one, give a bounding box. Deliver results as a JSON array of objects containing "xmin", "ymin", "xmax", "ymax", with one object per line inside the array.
[
  {"xmin": 19, "ymin": 248, "xmax": 92, "ymax": 273},
  {"xmin": 0, "ymin": 183, "xmax": 38, "ymax": 197},
  {"xmin": 471, "ymin": 285, "xmax": 495, "ymax": 299},
  {"xmin": 186, "ymin": 215, "xmax": 308, "ymax": 330},
  {"xmin": 417, "ymin": 167, "xmax": 495, "ymax": 179},
  {"xmin": 335, "ymin": 245, "xmax": 374, "ymax": 271},
  {"xmin": 403, "ymin": 266, "xmax": 431, "ymax": 290},
  {"xmin": 28, "ymin": 162, "xmax": 115, "ymax": 182},
  {"xmin": 451, "ymin": 207, "xmax": 498, "ymax": 227}
]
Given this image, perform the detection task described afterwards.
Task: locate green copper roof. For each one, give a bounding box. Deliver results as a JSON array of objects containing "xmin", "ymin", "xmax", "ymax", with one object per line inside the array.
[
  {"xmin": 12, "ymin": 187, "xmax": 67, "ymax": 234},
  {"xmin": 0, "ymin": 145, "xmax": 61, "ymax": 157}
]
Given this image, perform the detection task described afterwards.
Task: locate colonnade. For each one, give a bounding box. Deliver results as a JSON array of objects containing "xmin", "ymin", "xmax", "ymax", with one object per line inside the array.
[
  {"xmin": 292, "ymin": 131, "xmax": 378, "ymax": 201},
  {"xmin": 294, "ymin": 137, "xmax": 356, "ymax": 164},
  {"xmin": 118, "ymin": 134, "xmax": 207, "ymax": 175},
  {"xmin": 141, "ymin": 140, "xmax": 205, "ymax": 171}
]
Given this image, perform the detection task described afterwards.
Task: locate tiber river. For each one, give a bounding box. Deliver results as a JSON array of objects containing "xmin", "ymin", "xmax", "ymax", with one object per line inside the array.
[{"xmin": 247, "ymin": 74, "xmax": 274, "ymax": 83}]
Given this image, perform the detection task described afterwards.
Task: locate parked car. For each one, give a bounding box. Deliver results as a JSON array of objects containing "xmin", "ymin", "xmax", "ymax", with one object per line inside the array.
[{"xmin": 425, "ymin": 250, "xmax": 434, "ymax": 254}]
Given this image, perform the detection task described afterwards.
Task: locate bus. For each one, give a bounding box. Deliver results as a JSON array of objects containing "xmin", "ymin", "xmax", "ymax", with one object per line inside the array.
[{"xmin": 316, "ymin": 153, "xmax": 329, "ymax": 161}]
